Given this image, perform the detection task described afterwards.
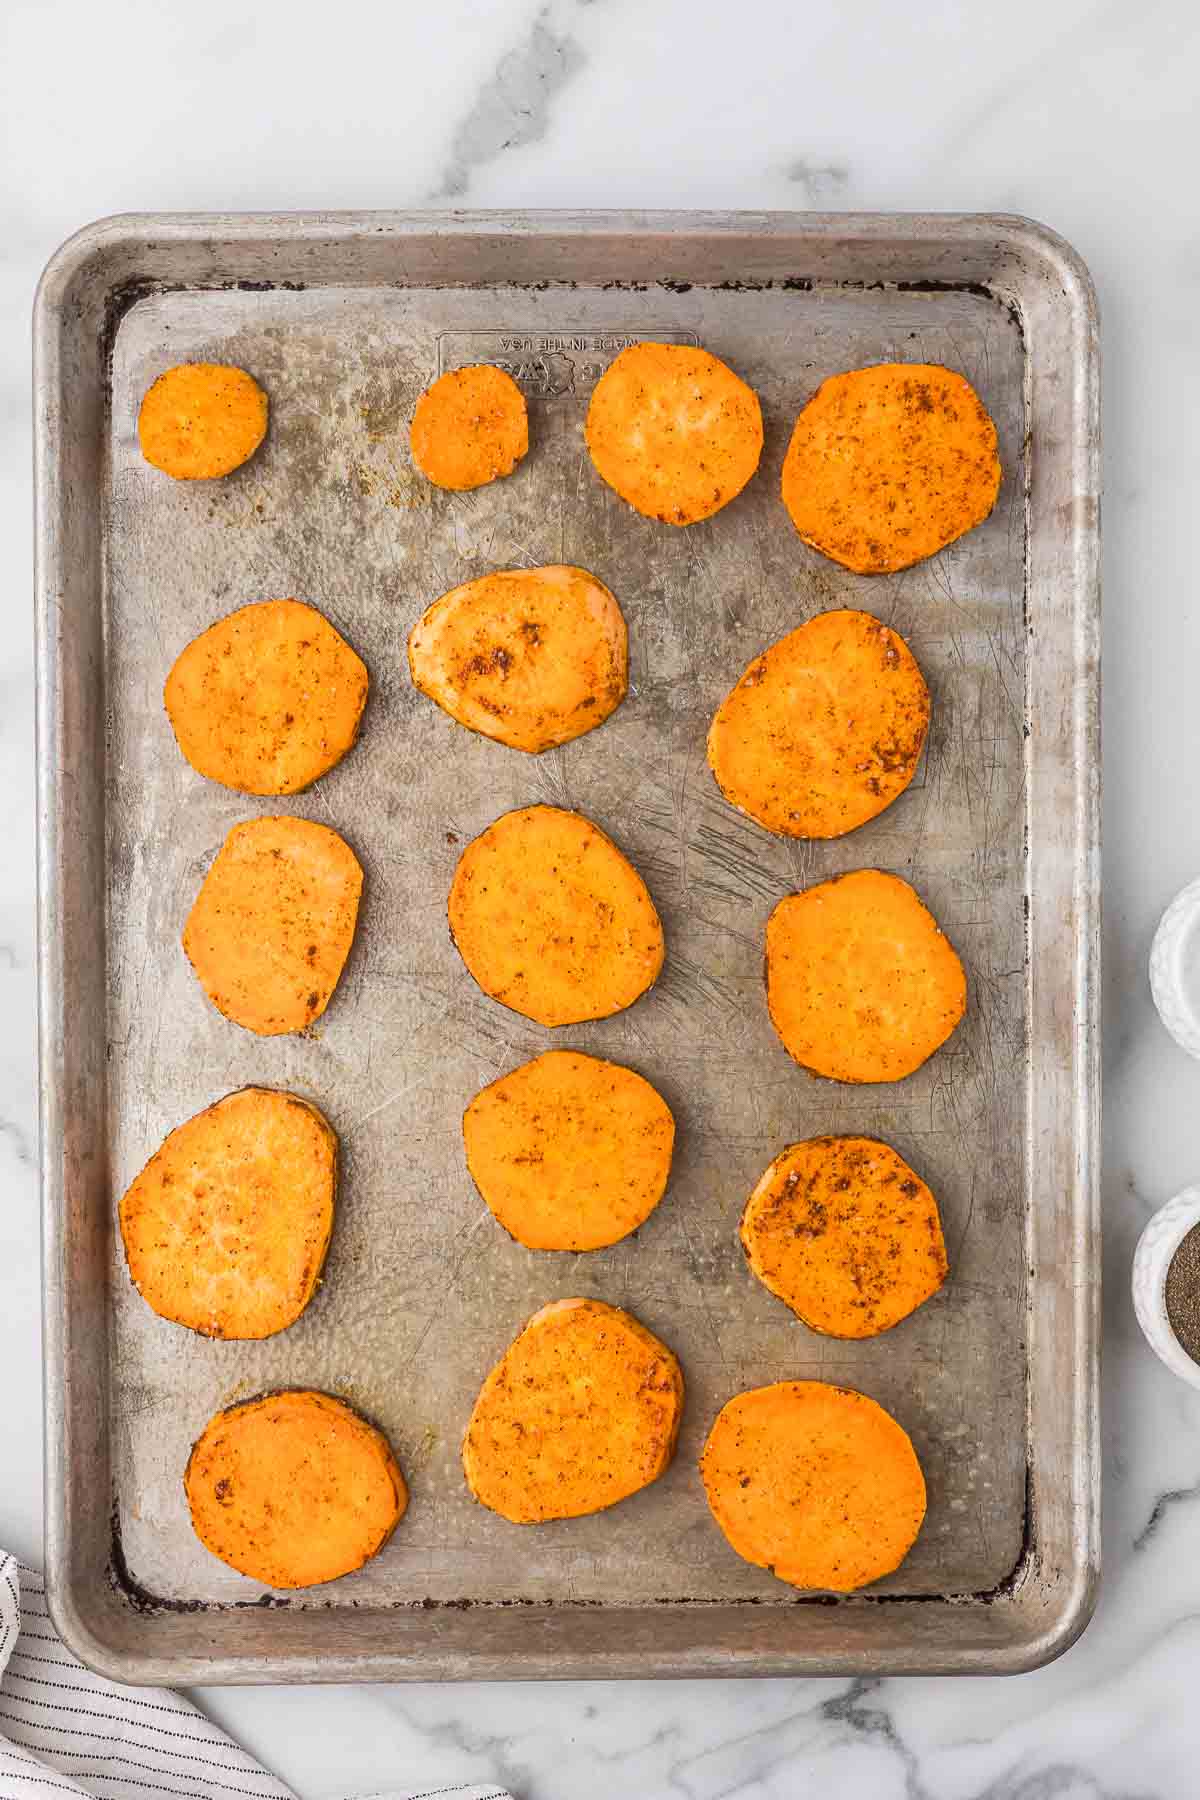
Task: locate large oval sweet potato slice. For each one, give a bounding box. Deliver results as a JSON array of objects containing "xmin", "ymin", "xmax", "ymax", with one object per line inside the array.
[
  {"xmin": 408, "ymin": 564, "xmax": 627, "ymax": 753},
  {"xmin": 165, "ymin": 598, "xmax": 368, "ymax": 795},
  {"xmin": 185, "ymin": 1390, "xmax": 407, "ymax": 1588},
  {"xmin": 410, "ymin": 364, "xmax": 528, "ymax": 491},
  {"xmin": 463, "ymin": 1298, "xmax": 684, "ymax": 1523},
  {"xmin": 781, "ymin": 362, "xmax": 1001, "ymax": 573},
  {"xmin": 586, "ymin": 342, "xmax": 763, "ymax": 525},
  {"xmin": 707, "ymin": 609, "xmax": 929, "ymax": 839},
  {"xmin": 119, "ymin": 1087, "xmax": 337, "ymax": 1339},
  {"xmin": 183, "ymin": 816, "xmax": 363, "ymax": 1036},
  {"xmin": 464, "ymin": 1049, "xmax": 674, "ymax": 1251},
  {"xmin": 701, "ymin": 1380, "xmax": 926, "ymax": 1591},
  {"xmin": 138, "ymin": 363, "xmax": 268, "ymax": 480},
  {"xmin": 740, "ymin": 1136, "xmax": 947, "ymax": 1337},
  {"xmin": 765, "ymin": 869, "xmax": 965, "ymax": 1083},
  {"xmin": 448, "ymin": 805, "xmax": 664, "ymax": 1027}
]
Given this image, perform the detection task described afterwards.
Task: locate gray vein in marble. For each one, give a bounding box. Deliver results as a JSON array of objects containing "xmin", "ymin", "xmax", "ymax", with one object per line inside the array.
[
  {"xmin": 0, "ymin": 1118, "xmax": 33, "ymax": 1167},
  {"xmin": 1133, "ymin": 1480, "xmax": 1200, "ymax": 1552}
]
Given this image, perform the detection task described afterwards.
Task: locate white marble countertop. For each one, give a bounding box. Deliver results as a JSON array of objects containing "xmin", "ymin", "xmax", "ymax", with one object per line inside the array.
[{"xmin": 3, "ymin": 0, "xmax": 1199, "ymax": 1793}]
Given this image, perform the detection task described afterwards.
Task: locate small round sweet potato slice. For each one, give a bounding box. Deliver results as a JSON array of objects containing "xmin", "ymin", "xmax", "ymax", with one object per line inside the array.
[
  {"xmin": 410, "ymin": 364, "xmax": 528, "ymax": 490},
  {"xmin": 138, "ymin": 363, "xmax": 268, "ymax": 480},
  {"xmin": 740, "ymin": 1136, "xmax": 947, "ymax": 1338},
  {"xmin": 448, "ymin": 805, "xmax": 664, "ymax": 1028},
  {"xmin": 408, "ymin": 564, "xmax": 627, "ymax": 753},
  {"xmin": 707, "ymin": 609, "xmax": 929, "ymax": 839},
  {"xmin": 701, "ymin": 1380, "xmax": 926, "ymax": 1592},
  {"xmin": 183, "ymin": 816, "xmax": 363, "ymax": 1036},
  {"xmin": 781, "ymin": 362, "xmax": 1001, "ymax": 573},
  {"xmin": 165, "ymin": 598, "xmax": 368, "ymax": 795},
  {"xmin": 765, "ymin": 869, "xmax": 966, "ymax": 1083},
  {"xmin": 120, "ymin": 1087, "xmax": 336, "ymax": 1339},
  {"xmin": 463, "ymin": 1298, "xmax": 684, "ymax": 1523},
  {"xmin": 464, "ymin": 1049, "xmax": 674, "ymax": 1251},
  {"xmin": 586, "ymin": 342, "xmax": 763, "ymax": 525},
  {"xmin": 185, "ymin": 1390, "xmax": 407, "ymax": 1588}
]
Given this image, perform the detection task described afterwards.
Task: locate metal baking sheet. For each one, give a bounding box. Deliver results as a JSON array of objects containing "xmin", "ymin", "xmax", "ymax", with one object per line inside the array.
[{"xmin": 36, "ymin": 211, "xmax": 1100, "ymax": 1681}]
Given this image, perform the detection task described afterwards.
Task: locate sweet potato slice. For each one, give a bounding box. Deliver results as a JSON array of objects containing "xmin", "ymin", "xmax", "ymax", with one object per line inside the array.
[
  {"xmin": 138, "ymin": 363, "xmax": 268, "ymax": 480},
  {"xmin": 765, "ymin": 869, "xmax": 965, "ymax": 1083},
  {"xmin": 448, "ymin": 805, "xmax": 664, "ymax": 1027},
  {"xmin": 781, "ymin": 362, "xmax": 1001, "ymax": 573},
  {"xmin": 463, "ymin": 1298, "xmax": 684, "ymax": 1522},
  {"xmin": 165, "ymin": 598, "xmax": 368, "ymax": 795},
  {"xmin": 740, "ymin": 1136, "xmax": 947, "ymax": 1337},
  {"xmin": 185, "ymin": 1390, "xmax": 407, "ymax": 1588},
  {"xmin": 701, "ymin": 1380, "xmax": 926, "ymax": 1592},
  {"xmin": 408, "ymin": 564, "xmax": 627, "ymax": 753},
  {"xmin": 707, "ymin": 609, "xmax": 929, "ymax": 839},
  {"xmin": 410, "ymin": 364, "xmax": 528, "ymax": 490},
  {"xmin": 119, "ymin": 1087, "xmax": 336, "ymax": 1339},
  {"xmin": 585, "ymin": 342, "xmax": 763, "ymax": 525},
  {"xmin": 183, "ymin": 816, "xmax": 363, "ymax": 1036},
  {"xmin": 464, "ymin": 1050, "xmax": 674, "ymax": 1251}
]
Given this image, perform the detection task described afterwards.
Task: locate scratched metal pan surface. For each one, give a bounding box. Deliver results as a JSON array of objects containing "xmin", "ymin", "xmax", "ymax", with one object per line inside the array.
[{"xmin": 35, "ymin": 212, "xmax": 1100, "ymax": 1682}]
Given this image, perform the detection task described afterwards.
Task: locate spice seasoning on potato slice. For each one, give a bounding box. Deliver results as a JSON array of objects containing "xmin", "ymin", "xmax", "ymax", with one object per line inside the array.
[
  {"xmin": 138, "ymin": 363, "xmax": 268, "ymax": 480},
  {"xmin": 185, "ymin": 1390, "xmax": 407, "ymax": 1588},
  {"xmin": 410, "ymin": 363, "xmax": 529, "ymax": 490},
  {"xmin": 781, "ymin": 362, "xmax": 1001, "ymax": 573},
  {"xmin": 120, "ymin": 1087, "xmax": 337, "ymax": 1339},
  {"xmin": 463, "ymin": 1298, "xmax": 684, "ymax": 1523},
  {"xmin": 585, "ymin": 341, "xmax": 763, "ymax": 525},
  {"xmin": 701, "ymin": 1380, "xmax": 926, "ymax": 1592},
  {"xmin": 740, "ymin": 1136, "xmax": 947, "ymax": 1337},
  {"xmin": 183, "ymin": 816, "xmax": 363, "ymax": 1036},
  {"xmin": 765, "ymin": 869, "xmax": 966, "ymax": 1083},
  {"xmin": 448, "ymin": 804, "xmax": 664, "ymax": 1027},
  {"xmin": 464, "ymin": 1049, "xmax": 674, "ymax": 1251},
  {"xmin": 408, "ymin": 564, "xmax": 627, "ymax": 753},
  {"xmin": 165, "ymin": 598, "xmax": 368, "ymax": 795},
  {"xmin": 707, "ymin": 609, "xmax": 929, "ymax": 839}
]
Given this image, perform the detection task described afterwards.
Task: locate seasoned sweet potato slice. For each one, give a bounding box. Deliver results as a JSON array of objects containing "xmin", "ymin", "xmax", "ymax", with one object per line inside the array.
[
  {"xmin": 119, "ymin": 1087, "xmax": 336, "ymax": 1339},
  {"xmin": 138, "ymin": 362, "xmax": 268, "ymax": 480},
  {"xmin": 408, "ymin": 564, "xmax": 627, "ymax": 753},
  {"xmin": 448, "ymin": 805, "xmax": 664, "ymax": 1027},
  {"xmin": 701, "ymin": 1380, "xmax": 926, "ymax": 1592},
  {"xmin": 707, "ymin": 609, "xmax": 929, "ymax": 838},
  {"xmin": 183, "ymin": 816, "xmax": 363, "ymax": 1036},
  {"xmin": 185, "ymin": 1390, "xmax": 407, "ymax": 1588},
  {"xmin": 410, "ymin": 364, "xmax": 528, "ymax": 490},
  {"xmin": 464, "ymin": 1049, "xmax": 674, "ymax": 1251},
  {"xmin": 165, "ymin": 598, "xmax": 368, "ymax": 795},
  {"xmin": 463, "ymin": 1298, "xmax": 684, "ymax": 1522},
  {"xmin": 781, "ymin": 362, "xmax": 1001, "ymax": 573},
  {"xmin": 765, "ymin": 869, "xmax": 965, "ymax": 1083},
  {"xmin": 586, "ymin": 342, "xmax": 763, "ymax": 525},
  {"xmin": 740, "ymin": 1136, "xmax": 947, "ymax": 1337}
]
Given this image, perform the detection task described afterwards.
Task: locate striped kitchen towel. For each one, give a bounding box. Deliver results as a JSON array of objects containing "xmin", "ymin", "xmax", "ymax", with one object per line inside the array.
[{"xmin": 0, "ymin": 1555, "xmax": 512, "ymax": 1800}]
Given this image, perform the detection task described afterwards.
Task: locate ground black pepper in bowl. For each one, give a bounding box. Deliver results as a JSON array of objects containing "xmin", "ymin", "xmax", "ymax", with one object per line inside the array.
[{"xmin": 1165, "ymin": 1222, "xmax": 1200, "ymax": 1364}]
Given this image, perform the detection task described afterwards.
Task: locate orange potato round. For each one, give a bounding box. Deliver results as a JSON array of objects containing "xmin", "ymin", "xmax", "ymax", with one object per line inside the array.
[
  {"xmin": 410, "ymin": 364, "xmax": 528, "ymax": 490},
  {"xmin": 409, "ymin": 564, "xmax": 627, "ymax": 753},
  {"xmin": 701, "ymin": 1380, "xmax": 926, "ymax": 1592},
  {"xmin": 448, "ymin": 805, "xmax": 664, "ymax": 1028},
  {"xmin": 119, "ymin": 1087, "xmax": 336, "ymax": 1339},
  {"xmin": 707, "ymin": 609, "xmax": 930, "ymax": 839},
  {"xmin": 165, "ymin": 598, "xmax": 368, "ymax": 795},
  {"xmin": 185, "ymin": 1390, "xmax": 407, "ymax": 1588},
  {"xmin": 183, "ymin": 815, "xmax": 363, "ymax": 1036},
  {"xmin": 464, "ymin": 1049, "xmax": 675, "ymax": 1251},
  {"xmin": 740, "ymin": 1136, "xmax": 947, "ymax": 1337},
  {"xmin": 586, "ymin": 341, "xmax": 763, "ymax": 525},
  {"xmin": 463, "ymin": 1298, "xmax": 684, "ymax": 1523},
  {"xmin": 765, "ymin": 869, "xmax": 966, "ymax": 1083},
  {"xmin": 781, "ymin": 362, "xmax": 1001, "ymax": 573},
  {"xmin": 138, "ymin": 363, "xmax": 268, "ymax": 480}
]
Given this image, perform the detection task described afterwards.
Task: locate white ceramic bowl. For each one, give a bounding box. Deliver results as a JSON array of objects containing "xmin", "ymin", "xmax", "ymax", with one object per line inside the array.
[
  {"xmin": 1132, "ymin": 1186, "xmax": 1200, "ymax": 1391},
  {"xmin": 1149, "ymin": 877, "xmax": 1200, "ymax": 1059}
]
